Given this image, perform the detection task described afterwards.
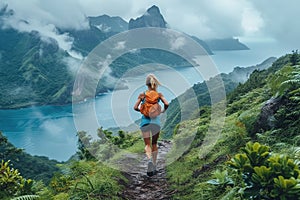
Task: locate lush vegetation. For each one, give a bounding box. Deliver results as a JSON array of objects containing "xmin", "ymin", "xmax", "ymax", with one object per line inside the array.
[
  {"xmin": 0, "ymin": 160, "xmax": 35, "ymax": 199},
  {"xmin": 0, "ymin": 128, "xmax": 136, "ymax": 199},
  {"xmin": 164, "ymin": 52, "xmax": 300, "ymax": 199},
  {"xmin": 3, "ymin": 2, "xmax": 300, "ymax": 199},
  {"xmin": 227, "ymin": 142, "xmax": 300, "ymax": 199},
  {"xmin": 1, "ymin": 52, "xmax": 299, "ymax": 199},
  {"xmin": 0, "ymin": 25, "xmax": 74, "ymax": 109},
  {"xmin": 162, "ymin": 57, "xmax": 276, "ymax": 137}
]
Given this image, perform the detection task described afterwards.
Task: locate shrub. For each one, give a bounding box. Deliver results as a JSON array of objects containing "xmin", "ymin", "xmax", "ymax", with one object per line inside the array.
[
  {"xmin": 227, "ymin": 142, "xmax": 300, "ymax": 199},
  {"xmin": 0, "ymin": 160, "xmax": 34, "ymax": 199}
]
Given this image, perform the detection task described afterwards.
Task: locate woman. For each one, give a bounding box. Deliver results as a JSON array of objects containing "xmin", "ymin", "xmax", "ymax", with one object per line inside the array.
[{"xmin": 134, "ymin": 74, "xmax": 169, "ymax": 176}]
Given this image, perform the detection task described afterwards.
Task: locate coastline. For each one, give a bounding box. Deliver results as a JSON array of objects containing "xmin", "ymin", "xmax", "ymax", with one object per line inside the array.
[
  {"xmin": 0, "ymin": 81, "xmax": 130, "ymax": 110},
  {"xmin": 1, "ymin": 65, "xmax": 195, "ymax": 110}
]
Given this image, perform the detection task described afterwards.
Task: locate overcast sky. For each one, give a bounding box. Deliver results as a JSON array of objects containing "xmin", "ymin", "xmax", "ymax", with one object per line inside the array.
[{"xmin": 1, "ymin": 0, "xmax": 299, "ymax": 52}]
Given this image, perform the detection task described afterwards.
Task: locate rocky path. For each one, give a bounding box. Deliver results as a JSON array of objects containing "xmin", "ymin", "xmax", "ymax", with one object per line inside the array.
[{"xmin": 120, "ymin": 140, "xmax": 175, "ymax": 200}]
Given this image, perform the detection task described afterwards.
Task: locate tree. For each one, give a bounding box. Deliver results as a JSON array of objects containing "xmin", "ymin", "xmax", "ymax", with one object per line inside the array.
[
  {"xmin": 0, "ymin": 132, "xmax": 22, "ymax": 161},
  {"xmin": 290, "ymin": 50, "xmax": 299, "ymax": 66},
  {"xmin": 76, "ymin": 131, "xmax": 95, "ymax": 160}
]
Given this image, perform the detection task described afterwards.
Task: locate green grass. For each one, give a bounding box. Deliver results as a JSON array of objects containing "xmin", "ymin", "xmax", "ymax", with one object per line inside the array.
[{"xmin": 164, "ymin": 53, "xmax": 300, "ymax": 199}]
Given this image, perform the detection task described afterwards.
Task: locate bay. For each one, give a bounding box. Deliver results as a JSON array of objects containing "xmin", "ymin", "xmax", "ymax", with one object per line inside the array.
[{"xmin": 0, "ymin": 66, "xmax": 203, "ymax": 161}]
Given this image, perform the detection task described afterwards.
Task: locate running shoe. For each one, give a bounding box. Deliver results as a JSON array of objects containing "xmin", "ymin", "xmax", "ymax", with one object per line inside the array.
[{"xmin": 147, "ymin": 160, "xmax": 155, "ymax": 176}]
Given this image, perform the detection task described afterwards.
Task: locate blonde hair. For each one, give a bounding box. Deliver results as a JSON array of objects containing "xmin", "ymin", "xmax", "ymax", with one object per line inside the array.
[{"xmin": 145, "ymin": 74, "xmax": 161, "ymax": 90}]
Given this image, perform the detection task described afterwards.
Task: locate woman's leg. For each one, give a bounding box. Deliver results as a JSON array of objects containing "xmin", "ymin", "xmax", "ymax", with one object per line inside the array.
[
  {"xmin": 151, "ymin": 127, "xmax": 160, "ymax": 165},
  {"xmin": 142, "ymin": 130, "xmax": 152, "ymax": 159}
]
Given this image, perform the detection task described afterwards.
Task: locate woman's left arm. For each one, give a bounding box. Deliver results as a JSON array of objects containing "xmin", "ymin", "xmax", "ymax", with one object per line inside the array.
[{"xmin": 160, "ymin": 95, "xmax": 169, "ymax": 112}]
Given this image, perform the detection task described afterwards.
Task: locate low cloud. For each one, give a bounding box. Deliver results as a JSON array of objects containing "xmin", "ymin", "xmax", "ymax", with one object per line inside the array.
[
  {"xmin": 114, "ymin": 41, "xmax": 126, "ymax": 50},
  {"xmin": 3, "ymin": 0, "xmax": 88, "ymax": 30},
  {"xmin": 1, "ymin": 7, "xmax": 84, "ymax": 60},
  {"xmin": 170, "ymin": 37, "xmax": 186, "ymax": 50},
  {"xmin": 63, "ymin": 57, "xmax": 82, "ymax": 76},
  {"xmin": 2, "ymin": 0, "xmax": 300, "ymax": 52}
]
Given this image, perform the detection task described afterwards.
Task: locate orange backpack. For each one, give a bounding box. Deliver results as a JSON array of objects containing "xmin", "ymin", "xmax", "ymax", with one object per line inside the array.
[{"xmin": 139, "ymin": 90, "xmax": 162, "ymax": 118}]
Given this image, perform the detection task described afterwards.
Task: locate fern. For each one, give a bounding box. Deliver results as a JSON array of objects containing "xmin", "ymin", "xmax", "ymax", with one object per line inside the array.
[
  {"xmin": 279, "ymin": 66, "xmax": 300, "ymax": 95},
  {"xmin": 11, "ymin": 195, "xmax": 40, "ymax": 200},
  {"xmin": 281, "ymin": 70, "xmax": 300, "ymax": 86},
  {"xmin": 293, "ymin": 147, "xmax": 300, "ymax": 166},
  {"xmin": 281, "ymin": 79, "xmax": 300, "ymax": 85},
  {"xmin": 269, "ymin": 65, "xmax": 300, "ymax": 96},
  {"xmin": 220, "ymin": 187, "xmax": 239, "ymax": 200}
]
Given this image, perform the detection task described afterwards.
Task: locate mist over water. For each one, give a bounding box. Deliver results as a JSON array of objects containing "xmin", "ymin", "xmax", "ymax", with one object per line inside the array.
[{"xmin": 0, "ymin": 43, "xmax": 290, "ymax": 161}]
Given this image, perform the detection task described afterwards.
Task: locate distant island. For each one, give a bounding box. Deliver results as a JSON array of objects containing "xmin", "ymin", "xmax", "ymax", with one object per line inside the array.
[{"xmin": 205, "ymin": 38, "xmax": 249, "ymax": 51}]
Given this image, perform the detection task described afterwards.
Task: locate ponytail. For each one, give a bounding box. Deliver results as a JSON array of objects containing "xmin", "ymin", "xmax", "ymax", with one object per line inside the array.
[
  {"xmin": 150, "ymin": 76, "xmax": 155, "ymax": 89},
  {"xmin": 146, "ymin": 74, "xmax": 161, "ymax": 90}
]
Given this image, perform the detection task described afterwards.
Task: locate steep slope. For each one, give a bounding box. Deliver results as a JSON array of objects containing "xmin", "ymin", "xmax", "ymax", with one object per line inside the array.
[
  {"xmin": 165, "ymin": 52, "xmax": 300, "ymax": 199},
  {"xmin": 0, "ymin": 27, "xmax": 74, "ymax": 108},
  {"xmin": 0, "ymin": 6, "xmax": 127, "ymax": 108},
  {"xmin": 162, "ymin": 57, "xmax": 276, "ymax": 136}
]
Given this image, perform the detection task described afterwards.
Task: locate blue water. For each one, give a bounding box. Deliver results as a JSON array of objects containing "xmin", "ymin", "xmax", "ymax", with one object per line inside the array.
[
  {"xmin": 0, "ymin": 106, "xmax": 77, "ymax": 161},
  {"xmin": 0, "ymin": 66, "xmax": 204, "ymax": 161},
  {"xmin": 0, "ymin": 42, "xmax": 289, "ymax": 161}
]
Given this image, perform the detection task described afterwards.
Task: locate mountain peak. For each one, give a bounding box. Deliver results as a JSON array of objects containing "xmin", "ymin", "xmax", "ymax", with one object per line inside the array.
[
  {"xmin": 128, "ymin": 5, "xmax": 167, "ymax": 29},
  {"xmin": 146, "ymin": 5, "xmax": 160, "ymax": 15}
]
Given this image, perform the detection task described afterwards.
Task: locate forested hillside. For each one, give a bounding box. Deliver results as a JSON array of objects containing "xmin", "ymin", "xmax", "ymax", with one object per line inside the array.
[
  {"xmin": 165, "ymin": 52, "xmax": 300, "ymax": 199},
  {"xmin": 0, "ymin": 27, "xmax": 73, "ymax": 108},
  {"xmin": 162, "ymin": 57, "xmax": 276, "ymax": 136},
  {"xmin": 1, "ymin": 52, "xmax": 299, "ymax": 199},
  {"xmin": 0, "ymin": 132, "xmax": 60, "ymax": 184}
]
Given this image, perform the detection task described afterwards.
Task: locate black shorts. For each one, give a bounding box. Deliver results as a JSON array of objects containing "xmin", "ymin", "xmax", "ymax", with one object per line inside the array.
[{"xmin": 140, "ymin": 123, "xmax": 161, "ymax": 134}]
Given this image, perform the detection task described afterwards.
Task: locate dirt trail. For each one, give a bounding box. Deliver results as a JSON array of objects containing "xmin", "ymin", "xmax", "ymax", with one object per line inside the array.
[{"xmin": 120, "ymin": 140, "xmax": 175, "ymax": 200}]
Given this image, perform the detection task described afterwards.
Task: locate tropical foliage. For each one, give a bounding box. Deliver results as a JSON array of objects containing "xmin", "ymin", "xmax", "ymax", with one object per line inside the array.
[
  {"xmin": 165, "ymin": 52, "xmax": 300, "ymax": 199},
  {"xmin": 1, "ymin": 52, "xmax": 299, "ymax": 199},
  {"xmin": 0, "ymin": 160, "xmax": 34, "ymax": 199},
  {"xmin": 227, "ymin": 142, "xmax": 300, "ymax": 199},
  {"xmin": 43, "ymin": 160, "xmax": 125, "ymax": 200}
]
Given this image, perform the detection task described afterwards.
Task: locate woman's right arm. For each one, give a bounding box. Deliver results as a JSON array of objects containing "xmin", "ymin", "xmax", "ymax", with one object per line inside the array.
[
  {"xmin": 133, "ymin": 93, "xmax": 144, "ymax": 112},
  {"xmin": 134, "ymin": 98, "xmax": 142, "ymax": 112}
]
